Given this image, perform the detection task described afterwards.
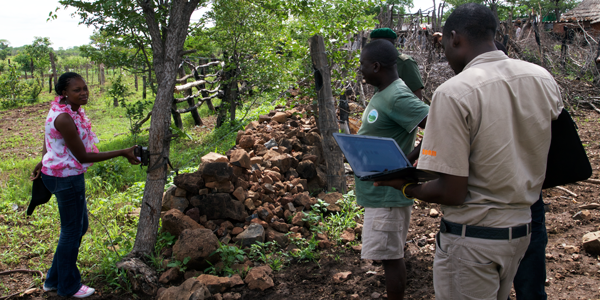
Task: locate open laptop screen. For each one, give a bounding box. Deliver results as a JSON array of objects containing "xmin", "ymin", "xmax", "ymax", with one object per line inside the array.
[{"xmin": 333, "ymin": 134, "xmax": 411, "ymax": 176}]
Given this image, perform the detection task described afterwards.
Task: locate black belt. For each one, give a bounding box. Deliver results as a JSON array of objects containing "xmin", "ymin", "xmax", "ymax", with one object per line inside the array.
[{"xmin": 440, "ymin": 218, "xmax": 531, "ymax": 240}]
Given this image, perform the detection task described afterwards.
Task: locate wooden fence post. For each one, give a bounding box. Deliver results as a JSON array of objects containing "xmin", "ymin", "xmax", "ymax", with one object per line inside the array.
[{"xmin": 309, "ymin": 35, "xmax": 347, "ymax": 194}]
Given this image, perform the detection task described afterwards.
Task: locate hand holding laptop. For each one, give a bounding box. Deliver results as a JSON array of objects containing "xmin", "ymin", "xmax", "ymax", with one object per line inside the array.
[{"xmin": 373, "ymin": 178, "xmax": 409, "ymax": 190}]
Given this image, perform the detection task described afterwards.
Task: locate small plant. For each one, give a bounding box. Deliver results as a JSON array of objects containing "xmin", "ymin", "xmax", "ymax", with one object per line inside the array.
[
  {"xmin": 288, "ymin": 234, "xmax": 320, "ymax": 264},
  {"xmin": 205, "ymin": 243, "xmax": 246, "ymax": 276},
  {"xmin": 167, "ymin": 257, "xmax": 191, "ymax": 273},
  {"xmin": 302, "ymin": 199, "xmax": 329, "ymax": 232},
  {"xmin": 323, "ymin": 190, "xmax": 364, "ymax": 243}
]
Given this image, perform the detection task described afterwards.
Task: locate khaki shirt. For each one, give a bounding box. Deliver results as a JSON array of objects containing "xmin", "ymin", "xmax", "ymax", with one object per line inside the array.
[{"xmin": 418, "ymin": 51, "xmax": 563, "ymax": 227}]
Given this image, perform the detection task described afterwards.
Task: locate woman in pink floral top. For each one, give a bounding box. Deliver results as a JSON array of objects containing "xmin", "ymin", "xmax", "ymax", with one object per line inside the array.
[{"xmin": 30, "ymin": 72, "xmax": 140, "ymax": 298}]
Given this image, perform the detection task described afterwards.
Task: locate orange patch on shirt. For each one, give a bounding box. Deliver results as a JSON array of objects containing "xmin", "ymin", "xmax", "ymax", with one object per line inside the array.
[{"xmin": 422, "ymin": 149, "xmax": 437, "ymax": 157}]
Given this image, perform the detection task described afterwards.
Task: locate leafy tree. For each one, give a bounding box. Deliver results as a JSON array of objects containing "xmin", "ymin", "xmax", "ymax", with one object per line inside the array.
[{"xmin": 0, "ymin": 39, "xmax": 10, "ymax": 60}]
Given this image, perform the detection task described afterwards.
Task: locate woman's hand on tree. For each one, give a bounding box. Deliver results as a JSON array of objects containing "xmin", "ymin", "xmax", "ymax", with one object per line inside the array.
[
  {"xmin": 123, "ymin": 146, "xmax": 141, "ymax": 165},
  {"xmin": 30, "ymin": 162, "xmax": 43, "ymax": 181}
]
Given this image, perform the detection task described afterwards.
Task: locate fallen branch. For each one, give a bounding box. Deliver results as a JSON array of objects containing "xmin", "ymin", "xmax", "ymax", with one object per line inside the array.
[
  {"xmin": 555, "ymin": 186, "xmax": 577, "ymax": 197},
  {"xmin": 174, "ymin": 87, "xmax": 220, "ymax": 103},
  {"xmin": 173, "ymin": 92, "xmax": 223, "ymax": 114},
  {"xmin": 588, "ymin": 102, "xmax": 600, "ymax": 114},
  {"xmin": 585, "ymin": 178, "xmax": 600, "ymax": 184}
]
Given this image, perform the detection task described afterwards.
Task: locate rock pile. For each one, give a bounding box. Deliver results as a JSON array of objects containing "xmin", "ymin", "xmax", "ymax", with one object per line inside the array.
[{"xmin": 159, "ymin": 105, "xmax": 347, "ymax": 291}]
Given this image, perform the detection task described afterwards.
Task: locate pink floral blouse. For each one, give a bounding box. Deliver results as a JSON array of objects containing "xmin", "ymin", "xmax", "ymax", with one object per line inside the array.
[{"xmin": 41, "ymin": 96, "xmax": 99, "ymax": 177}]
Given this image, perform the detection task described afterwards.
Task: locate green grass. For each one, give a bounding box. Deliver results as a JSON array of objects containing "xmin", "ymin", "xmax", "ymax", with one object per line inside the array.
[{"xmin": 0, "ymin": 72, "xmax": 284, "ymax": 293}]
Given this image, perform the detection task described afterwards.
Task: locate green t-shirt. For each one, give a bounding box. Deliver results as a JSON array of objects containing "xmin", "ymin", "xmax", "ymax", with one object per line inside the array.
[
  {"xmin": 355, "ymin": 79, "xmax": 429, "ymax": 208},
  {"xmin": 397, "ymin": 54, "xmax": 424, "ymax": 93}
]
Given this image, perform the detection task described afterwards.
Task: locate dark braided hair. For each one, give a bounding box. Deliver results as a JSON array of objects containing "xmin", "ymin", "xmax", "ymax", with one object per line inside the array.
[{"xmin": 54, "ymin": 72, "xmax": 84, "ymax": 96}]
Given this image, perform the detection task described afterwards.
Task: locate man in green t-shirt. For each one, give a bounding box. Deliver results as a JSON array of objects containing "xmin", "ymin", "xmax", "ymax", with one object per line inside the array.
[
  {"xmin": 370, "ymin": 28, "xmax": 425, "ymax": 100},
  {"xmin": 356, "ymin": 39, "xmax": 429, "ymax": 300}
]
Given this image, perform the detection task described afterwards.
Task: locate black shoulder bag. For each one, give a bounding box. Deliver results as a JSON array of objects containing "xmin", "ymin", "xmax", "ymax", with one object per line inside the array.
[{"xmin": 542, "ymin": 108, "xmax": 592, "ymax": 189}]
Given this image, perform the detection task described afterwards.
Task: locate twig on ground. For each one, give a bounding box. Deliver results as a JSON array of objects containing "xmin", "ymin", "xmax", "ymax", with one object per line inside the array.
[{"xmin": 555, "ymin": 186, "xmax": 578, "ymax": 197}]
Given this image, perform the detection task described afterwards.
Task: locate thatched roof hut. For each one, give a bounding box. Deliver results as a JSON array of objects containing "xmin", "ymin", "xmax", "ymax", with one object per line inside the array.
[{"xmin": 561, "ymin": 0, "xmax": 600, "ymax": 24}]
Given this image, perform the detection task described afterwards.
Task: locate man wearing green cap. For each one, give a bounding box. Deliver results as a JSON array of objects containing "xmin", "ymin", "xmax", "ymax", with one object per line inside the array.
[{"xmin": 370, "ymin": 28, "xmax": 425, "ymax": 100}]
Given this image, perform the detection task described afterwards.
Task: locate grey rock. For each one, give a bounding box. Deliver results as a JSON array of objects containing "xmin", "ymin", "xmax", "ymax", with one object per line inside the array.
[{"xmin": 234, "ymin": 224, "xmax": 265, "ymax": 247}]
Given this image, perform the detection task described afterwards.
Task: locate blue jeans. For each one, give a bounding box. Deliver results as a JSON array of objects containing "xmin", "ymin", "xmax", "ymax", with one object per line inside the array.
[
  {"xmin": 512, "ymin": 195, "xmax": 547, "ymax": 300},
  {"xmin": 42, "ymin": 173, "xmax": 87, "ymax": 297}
]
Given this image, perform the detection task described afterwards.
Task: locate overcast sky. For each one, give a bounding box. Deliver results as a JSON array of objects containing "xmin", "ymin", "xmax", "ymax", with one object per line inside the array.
[{"xmin": 0, "ymin": 0, "xmax": 436, "ymax": 50}]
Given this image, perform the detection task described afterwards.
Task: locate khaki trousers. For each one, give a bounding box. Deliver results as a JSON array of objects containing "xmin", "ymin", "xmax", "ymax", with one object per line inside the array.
[{"xmin": 434, "ymin": 231, "xmax": 530, "ymax": 300}]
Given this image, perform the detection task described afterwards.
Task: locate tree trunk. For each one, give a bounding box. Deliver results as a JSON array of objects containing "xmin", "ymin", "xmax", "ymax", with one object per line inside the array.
[
  {"xmin": 85, "ymin": 65, "xmax": 89, "ymax": 84},
  {"xmin": 49, "ymin": 76, "xmax": 52, "ymax": 93},
  {"xmin": 30, "ymin": 58, "xmax": 35, "ymax": 80},
  {"xmin": 308, "ymin": 35, "xmax": 347, "ymax": 194},
  {"xmin": 135, "ymin": 74, "xmax": 138, "ymax": 91},
  {"xmin": 50, "ymin": 52, "xmax": 58, "ymax": 91},
  {"xmin": 130, "ymin": 0, "xmax": 201, "ymax": 261},
  {"xmin": 143, "ymin": 75, "xmax": 147, "ymax": 99},
  {"xmin": 99, "ymin": 63, "xmax": 106, "ymax": 85}
]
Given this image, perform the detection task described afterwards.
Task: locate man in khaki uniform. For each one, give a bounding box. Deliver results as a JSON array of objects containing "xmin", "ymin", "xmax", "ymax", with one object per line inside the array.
[{"xmin": 375, "ymin": 4, "xmax": 563, "ymax": 299}]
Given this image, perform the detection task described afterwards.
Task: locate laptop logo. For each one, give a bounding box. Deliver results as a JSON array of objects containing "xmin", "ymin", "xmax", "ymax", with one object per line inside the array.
[{"xmin": 367, "ymin": 109, "xmax": 378, "ymax": 123}]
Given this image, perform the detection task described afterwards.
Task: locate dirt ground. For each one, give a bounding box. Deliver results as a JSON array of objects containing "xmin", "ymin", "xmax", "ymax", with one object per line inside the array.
[{"xmin": 2, "ymin": 103, "xmax": 599, "ymax": 299}]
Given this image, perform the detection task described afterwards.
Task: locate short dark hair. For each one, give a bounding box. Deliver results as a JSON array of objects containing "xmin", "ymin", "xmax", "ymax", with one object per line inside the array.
[
  {"xmin": 444, "ymin": 3, "xmax": 497, "ymax": 42},
  {"xmin": 55, "ymin": 72, "xmax": 83, "ymax": 96},
  {"xmin": 362, "ymin": 39, "xmax": 398, "ymax": 68}
]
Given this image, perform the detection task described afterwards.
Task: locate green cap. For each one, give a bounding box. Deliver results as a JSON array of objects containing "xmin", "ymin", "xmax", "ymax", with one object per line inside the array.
[{"xmin": 370, "ymin": 28, "xmax": 397, "ymax": 39}]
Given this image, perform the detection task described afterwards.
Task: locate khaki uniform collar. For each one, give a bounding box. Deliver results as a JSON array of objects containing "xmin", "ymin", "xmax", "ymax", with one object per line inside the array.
[{"xmin": 463, "ymin": 50, "xmax": 509, "ymax": 71}]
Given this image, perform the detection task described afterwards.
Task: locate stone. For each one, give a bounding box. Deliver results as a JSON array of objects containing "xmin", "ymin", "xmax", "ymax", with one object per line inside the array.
[
  {"xmin": 195, "ymin": 193, "xmax": 247, "ymax": 222},
  {"xmin": 351, "ymin": 244, "xmax": 362, "ymax": 252},
  {"xmin": 196, "ymin": 274, "xmax": 231, "ymax": 294},
  {"xmin": 244, "ymin": 266, "xmax": 274, "ymax": 291},
  {"xmin": 173, "ymin": 228, "xmax": 220, "ymax": 269},
  {"xmin": 341, "ymin": 228, "xmax": 355, "ymax": 243},
  {"xmin": 354, "ymin": 224, "xmax": 363, "ymax": 237},
  {"xmin": 174, "ymin": 172, "xmax": 205, "ymax": 194},
  {"xmin": 272, "ymin": 112, "xmax": 287, "ymax": 123},
  {"xmin": 230, "ymin": 149, "xmax": 251, "ymax": 169},
  {"xmin": 371, "ymin": 292, "xmax": 381, "ymax": 299},
  {"xmin": 199, "ymin": 189, "xmax": 209, "ymax": 195},
  {"xmin": 580, "ymin": 203, "xmax": 600, "ymax": 209},
  {"xmin": 294, "ymin": 193, "xmax": 312, "ymax": 209},
  {"xmin": 205, "ymin": 181, "xmax": 234, "ymax": 193},
  {"xmin": 430, "ymin": 208, "xmax": 440, "ymax": 218},
  {"xmin": 266, "ymin": 227, "xmax": 289, "ymax": 246},
  {"xmin": 171, "ymin": 196, "xmax": 189, "ymax": 212},
  {"xmin": 296, "ymin": 160, "xmax": 317, "ymax": 179},
  {"xmin": 239, "ymin": 135, "xmax": 255, "ymax": 149},
  {"xmin": 291, "ymin": 212, "xmax": 305, "ymax": 227},
  {"xmin": 234, "ymin": 224, "xmax": 265, "ymax": 247},
  {"xmin": 257, "ymin": 207, "xmax": 274, "ymax": 222},
  {"xmin": 229, "ymin": 274, "xmax": 244, "ymax": 287},
  {"xmin": 271, "ymin": 221, "xmax": 290, "ymax": 233},
  {"xmin": 162, "ymin": 185, "xmax": 177, "ymax": 211},
  {"xmin": 259, "ymin": 115, "xmax": 272, "ymax": 123},
  {"xmin": 199, "ymin": 162, "xmax": 233, "ymax": 183},
  {"xmin": 317, "ymin": 192, "xmax": 342, "ymax": 212},
  {"xmin": 184, "ymin": 270, "xmax": 203, "ymax": 280},
  {"xmin": 157, "ymin": 287, "xmax": 167, "ymax": 298},
  {"xmin": 174, "ymin": 187, "xmax": 187, "ymax": 197},
  {"xmin": 232, "ymin": 187, "xmax": 246, "ymax": 202},
  {"xmin": 243, "ymin": 199, "xmax": 256, "ymax": 211},
  {"xmin": 332, "ymin": 271, "xmax": 352, "ymax": 283},
  {"xmin": 264, "ymin": 138, "xmax": 278, "ymax": 149},
  {"xmin": 162, "ymin": 209, "xmax": 202, "ymax": 237},
  {"xmin": 205, "ymin": 221, "xmax": 218, "ymax": 231},
  {"xmin": 223, "ymin": 292, "xmax": 242, "ymax": 300},
  {"xmin": 269, "ymin": 154, "xmax": 292, "ymax": 173},
  {"xmin": 157, "ymin": 278, "xmax": 211, "ymax": 300},
  {"xmin": 185, "ymin": 207, "xmax": 201, "ymax": 223},
  {"xmin": 314, "ymin": 166, "xmax": 327, "ymax": 187},
  {"xmin": 245, "ymin": 121, "xmax": 259, "ymax": 131},
  {"xmin": 583, "ymin": 231, "xmax": 600, "ymax": 255},
  {"xmin": 231, "ymin": 227, "xmax": 244, "ymax": 235},
  {"xmin": 573, "ymin": 210, "xmax": 592, "ymax": 220},
  {"xmin": 159, "ymin": 267, "xmax": 182, "ymax": 284},
  {"xmin": 201, "ymin": 152, "xmax": 229, "ymax": 164},
  {"xmin": 250, "ymin": 156, "xmax": 263, "ymax": 165},
  {"xmin": 251, "ymin": 218, "xmax": 268, "ymax": 228}
]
